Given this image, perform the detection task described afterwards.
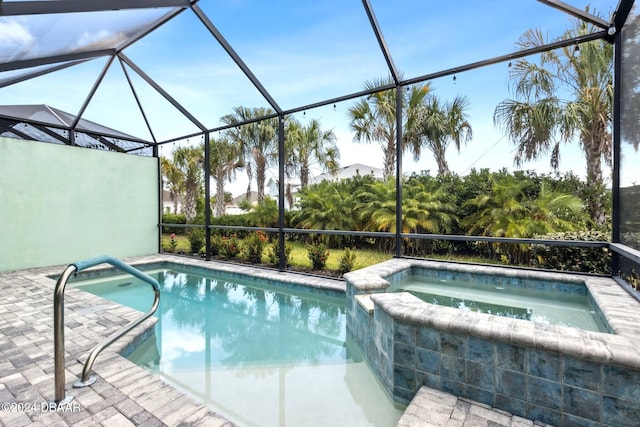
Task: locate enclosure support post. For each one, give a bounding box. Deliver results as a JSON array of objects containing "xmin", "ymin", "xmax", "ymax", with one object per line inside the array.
[
  {"xmin": 204, "ymin": 132, "xmax": 211, "ymax": 261},
  {"xmin": 395, "ymin": 85, "xmax": 403, "ymax": 258},
  {"xmin": 611, "ymin": 27, "xmax": 622, "ymax": 275},
  {"xmin": 278, "ymin": 115, "xmax": 286, "ymax": 271}
]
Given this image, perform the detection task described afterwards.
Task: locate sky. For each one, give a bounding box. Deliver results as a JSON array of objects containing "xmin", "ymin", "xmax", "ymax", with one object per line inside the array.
[{"xmin": 0, "ymin": 0, "xmax": 633, "ymax": 195}]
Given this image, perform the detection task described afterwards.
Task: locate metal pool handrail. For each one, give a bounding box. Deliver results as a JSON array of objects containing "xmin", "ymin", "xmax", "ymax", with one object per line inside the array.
[{"xmin": 52, "ymin": 255, "xmax": 160, "ymax": 406}]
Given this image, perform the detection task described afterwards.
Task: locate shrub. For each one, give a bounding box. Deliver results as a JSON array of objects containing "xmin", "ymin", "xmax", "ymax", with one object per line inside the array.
[
  {"xmin": 307, "ymin": 242, "xmax": 329, "ymax": 270},
  {"xmin": 220, "ymin": 234, "xmax": 242, "ymax": 258},
  {"xmin": 267, "ymin": 238, "xmax": 292, "ymax": 265},
  {"xmin": 530, "ymin": 230, "xmax": 611, "ymax": 274},
  {"xmin": 338, "ymin": 248, "xmax": 356, "ymax": 274},
  {"xmin": 244, "ymin": 231, "xmax": 268, "ymax": 263},
  {"xmin": 210, "ymin": 234, "xmax": 223, "ymax": 256},
  {"xmin": 187, "ymin": 228, "xmax": 205, "ymax": 254},
  {"xmin": 162, "ymin": 213, "xmax": 187, "ymax": 234}
]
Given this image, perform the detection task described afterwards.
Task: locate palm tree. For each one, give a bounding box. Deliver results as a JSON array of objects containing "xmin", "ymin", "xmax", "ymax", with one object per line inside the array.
[
  {"xmin": 494, "ymin": 15, "xmax": 613, "ymax": 225},
  {"xmin": 172, "ymin": 146, "xmax": 203, "ymax": 221},
  {"xmin": 208, "ymin": 136, "xmax": 243, "ymax": 217},
  {"xmin": 356, "ymin": 179, "xmax": 456, "ymax": 234},
  {"xmin": 463, "ymin": 174, "xmax": 586, "ymax": 262},
  {"xmin": 416, "ymin": 95, "xmax": 473, "ymax": 175},
  {"xmin": 221, "ymin": 107, "xmax": 279, "ymax": 202},
  {"xmin": 160, "ymin": 156, "xmax": 184, "ymax": 214},
  {"xmin": 291, "ymin": 180, "xmax": 359, "ymax": 246},
  {"xmin": 286, "ymin": 118, "xmax": 340, "ymax": 188},
  {"xmin": 348, "ymin": 77, "xmax": 431, "ymax": 180}
]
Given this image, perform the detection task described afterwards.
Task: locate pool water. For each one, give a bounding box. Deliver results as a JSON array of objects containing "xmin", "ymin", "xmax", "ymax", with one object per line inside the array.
[
  {"xmin": 71, "ymin": 266, "xmax": 405, "ymax": 427},
  {"xmin": 388, "ymin": 275, "xmax": 609, "ymax": 333}
]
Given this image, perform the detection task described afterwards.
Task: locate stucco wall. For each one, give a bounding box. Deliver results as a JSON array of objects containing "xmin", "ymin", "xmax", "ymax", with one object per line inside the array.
[{"xmin": 0, "ymin": 137, "xmax": 158, "ymax": 271}]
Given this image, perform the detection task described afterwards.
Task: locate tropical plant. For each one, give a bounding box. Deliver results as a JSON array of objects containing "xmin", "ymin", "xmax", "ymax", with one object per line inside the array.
[
  {"xmin": 494, "ymin": 14, "xmax": 613, "ymax": 225},
  {"xmin": 172, "ymin": 146, "xmax": 203, "ymax": 221},
  {"xmin": 208, "ymin": 136, "xmax": 243, "ymax": 217},
  {"xmin": 286, "ymin": 118, "xmax": 340, "ymax": 188},
  {"xmin": 291, "ymin": 180, "xmax": 359, "ymax": 244},
  {"xmin": 355, "ymin": 179, "xmax": 456, "ymax": 236},
  {"xmin": 462, "ymin": 174, "xmax": 587, "ymax": 263},
  {"xmin": 221, "ymin": 106, "xmax": 279, "ymax": 202},
  {"xmin": 414, "ymin": 95, "xmax": 472, "ymax": 175},
  {"xmin": 247, "ymin": 197, "xmax": 279, "ymax": 228},
  {"xmin": 160, "ymin": 156, "xmax": 184, "ymax": 214},
  {"xmin": 348, "ymin": 77, "xmax": 431, "ymax": 180}
]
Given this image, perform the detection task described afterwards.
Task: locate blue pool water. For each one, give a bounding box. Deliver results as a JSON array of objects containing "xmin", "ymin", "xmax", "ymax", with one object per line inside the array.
[
  {"xmin": 388, "ymin": 274, "xmax": 609, "ymax": 332},
  {"xmin": 71, "ymin": 265, "xmax": 404, "ymax": 427}
]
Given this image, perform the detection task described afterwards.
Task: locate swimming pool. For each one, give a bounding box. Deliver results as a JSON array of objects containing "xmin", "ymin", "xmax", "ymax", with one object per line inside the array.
[{"xmin": 71, "ymin": 262, "xmax": 405, "ymax": 427}]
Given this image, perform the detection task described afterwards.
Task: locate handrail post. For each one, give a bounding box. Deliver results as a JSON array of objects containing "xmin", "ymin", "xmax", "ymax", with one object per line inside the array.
[
  {"xmin": 51, "ymin": 255, "xmax": 160, "ymax": 404},
  {"xmin": 52, "ymin": 265, "xmax": 77, "ymax": 406}
]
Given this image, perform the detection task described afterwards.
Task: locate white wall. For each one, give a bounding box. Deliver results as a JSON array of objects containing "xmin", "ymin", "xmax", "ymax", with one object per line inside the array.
[{"xmin": 0, "ymin": 137, "xmax": 158, "ymax": 271}]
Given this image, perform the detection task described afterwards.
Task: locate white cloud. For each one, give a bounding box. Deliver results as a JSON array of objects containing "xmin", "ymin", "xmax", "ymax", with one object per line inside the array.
[{"xmin": 0, "ymin": 20, "xmax": 35, "ymax": 62}]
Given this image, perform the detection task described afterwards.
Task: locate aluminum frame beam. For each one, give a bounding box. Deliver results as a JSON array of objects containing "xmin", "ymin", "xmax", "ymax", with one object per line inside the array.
[
  {"xmin": 0, "ymin": 50, "xmax": 116, "ymax": 73},
  {"xmin": 119, "ymin": 53, "xmax": 207, "ymax": 132},
  {"xmin": 537, "ymin": 0, "xmax": 610, "ymax": 29},
  {"xmin": 361, "ymin": 0, "xmax": 400, "ymax": 84},
  {"xmin": 119, "ymin": 58, "xmax": 158, "ymax": 144},
  {"xmin": 191, "ymin": 4, "xmax": 282, "ymax": 115},
  {"xmin": 72, "ymin": 56, "xmax": 116, "ymax": 130},
  {"xmin": 0, "ymin": 0, "xmax": 191, "ymax": 16},
  {"xmin": 0, "ymin": 59, "xmax": 91, "ymax": 89}
]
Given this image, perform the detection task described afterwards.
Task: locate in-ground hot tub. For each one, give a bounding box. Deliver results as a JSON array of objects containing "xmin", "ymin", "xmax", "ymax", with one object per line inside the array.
[{"xmin": 345, "ymin": 259, "xmax": 640, "ymax": 427}]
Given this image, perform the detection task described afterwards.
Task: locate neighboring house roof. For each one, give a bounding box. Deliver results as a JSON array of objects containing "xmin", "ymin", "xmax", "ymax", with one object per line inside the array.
[
  {"xmin": 314, "ymin": 163, "xmax": 384, "ymax": 182},
  {"xmin": 163, "ymin": 190, "xmax": 181, "ymax": 204},
  {"xmin": 230, "ymin": 191, "xmax": 260, "ymax": 205}
]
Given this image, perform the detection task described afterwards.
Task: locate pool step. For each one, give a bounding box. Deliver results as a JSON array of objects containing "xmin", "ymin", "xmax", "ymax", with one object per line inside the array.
[{"xmin": 396, "ymin": 386, "xmax": 554, "ymax": 427}]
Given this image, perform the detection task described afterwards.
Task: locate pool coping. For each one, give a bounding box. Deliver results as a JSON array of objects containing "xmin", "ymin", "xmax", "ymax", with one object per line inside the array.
[{"xmin": 344, "ymin": 258, "xmax": 640, "ymax": 369}]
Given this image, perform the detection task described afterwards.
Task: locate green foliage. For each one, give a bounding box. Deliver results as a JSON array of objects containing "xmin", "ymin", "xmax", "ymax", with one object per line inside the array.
[
  {"xmin": 267, "ymin": 238, "xmax": 292, "ymax": 266},
  {"xmin": 238, "ymin": 198, "xmax": 253, "ymax": 211},
  {"xmin": 220, "ymin": 234, "xmax": 242, "ymax": 258},
  {"xmin": 248, "ymin": 197, "xmax": 279, "ymax": 227},
  {"xmin": 530, "ymin": 230, "xmax": 611, "ymax": 274},
  {"xmin": 186, "ymin": 228, "xmax": 205, "ymax": 254},
  {"xmin": 162, "ymin": 213, "xmax": 187, "ymax": 234},
  {"xmin": 210, "ymin": 234, "xmax": 223, "ymax": 256},
  {"xmin": 338, "ymin": 248, "xmax": 356, "ymax": 274},
  {"xmin": 307, "ymin": 241, "xmax": 329, "ymax": 270},
  {"xmin": 168, "ymin": 233, "xmax": 178, "ymax": 253},
  {"xmin": 243, "ymin": 231, "xmax": 268, "ymax": 263}
]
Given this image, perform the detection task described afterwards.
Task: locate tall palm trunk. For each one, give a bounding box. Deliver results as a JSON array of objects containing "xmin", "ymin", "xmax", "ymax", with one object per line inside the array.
[
  {"xmin": 256, "ymin": 160, "xmax": 266, "ymax": 202},
  {"xmin": 434, "ymin": 143, "xmax": 451, "ymax": 175},
  {"xmin": 215, "ymin": 171, "xmax": 226, "ymax": 217},
  {"xmin": 584, "ymin": 136, "xmax": 606, "ymax": 224},
  {"xmin": 184, "ymin": 181, "xmax": 198, "ymax": 221},
  {"xmin": 383, "ymin": 136, "xmax": 395, "ymax": 180}
]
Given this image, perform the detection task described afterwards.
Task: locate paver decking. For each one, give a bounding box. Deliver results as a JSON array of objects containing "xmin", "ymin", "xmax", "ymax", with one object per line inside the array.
[
  {"xmin": 0, "ymin": 255, "xmax": 557, "ymax": 426},
  {"xmin": 397, "ymin": 386, "xmax": 553, "ymax": 427}
]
